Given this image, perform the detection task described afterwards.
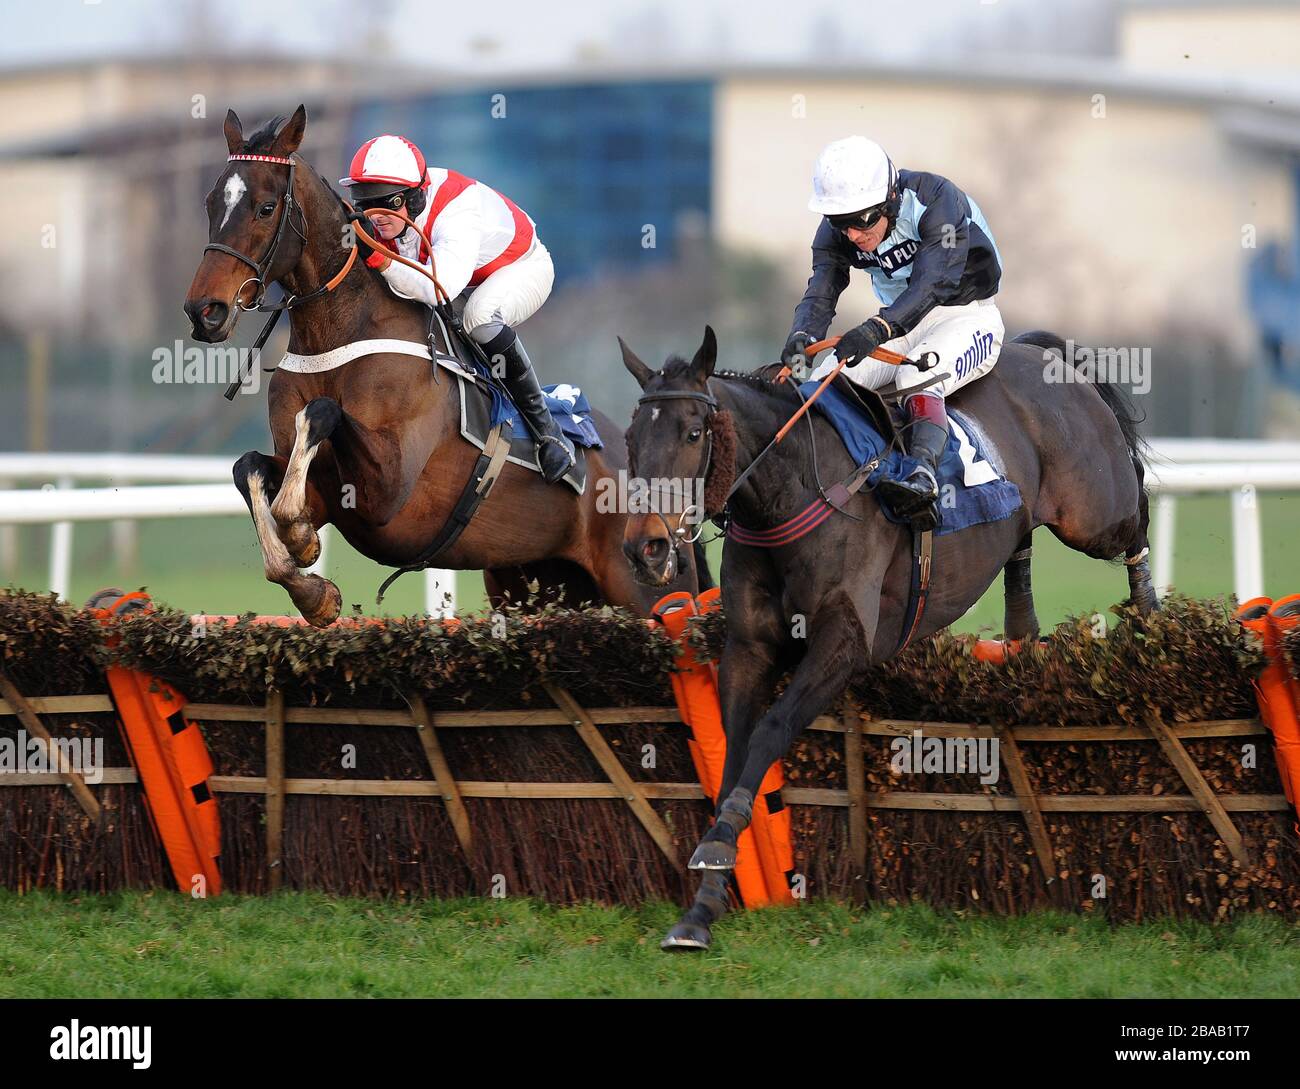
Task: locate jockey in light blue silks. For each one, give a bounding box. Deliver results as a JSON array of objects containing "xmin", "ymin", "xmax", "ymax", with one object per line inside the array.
[{"xmin": 782, "ymin": 136, "xmax": 1005, "ymax": 530}]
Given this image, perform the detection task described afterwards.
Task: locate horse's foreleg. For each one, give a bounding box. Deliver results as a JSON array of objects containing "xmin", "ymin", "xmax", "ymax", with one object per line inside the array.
[
  {"xmin": 662, "ymin": 636, "xmax": 782, "ymax": 952},
  {"xmin": 691, "ymin": 594, "xmax": 868, "ymax": 871},
  {"xmin": 1126, "ymin": 489, "xmax": 1159, "ymax": 614},
  {"xmin": 234, "ymin": 451, "xmax": 341, "ymax": 627},
  {"xmin": 1004, "ymin": 531, "xmax": 1040, "ymax": 640},
  {"xmin": 269, "ymin": 398, "xmax": 341, "ymax": 567}
]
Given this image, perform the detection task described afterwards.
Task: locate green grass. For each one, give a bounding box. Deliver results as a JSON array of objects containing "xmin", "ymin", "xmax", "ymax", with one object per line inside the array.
[
  {"xmin": 5, "ymin": 492, "xmax": 1299, "ymax": 632},
  {"xmin": 2, "ymin": 891, "xmax": 1298, "ymax": 998}
]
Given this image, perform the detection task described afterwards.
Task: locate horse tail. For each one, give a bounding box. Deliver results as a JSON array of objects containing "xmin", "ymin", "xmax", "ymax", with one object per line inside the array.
[{"xmin": 1011, "ymin": 329, "xmax": 1147, "ymax": 473}]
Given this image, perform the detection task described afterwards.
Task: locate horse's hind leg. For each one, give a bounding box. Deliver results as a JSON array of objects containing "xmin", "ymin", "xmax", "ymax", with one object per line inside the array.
[
  {"xmin": 1003, "ymin": 532, "xmax": 1040, "ymax": 640},
  {"xmin": 269, "ymin": 398, "xmax": 341, "ymax": 567},
  {"xmin": 233, "ymin": 452, "xmax": 341, "ymax": 627}
]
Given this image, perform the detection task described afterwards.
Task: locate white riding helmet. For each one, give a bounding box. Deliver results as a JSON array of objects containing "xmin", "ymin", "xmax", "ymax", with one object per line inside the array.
[{"xmin": 808, "ymin": 136, "xmax": 896, "ymax": 216}]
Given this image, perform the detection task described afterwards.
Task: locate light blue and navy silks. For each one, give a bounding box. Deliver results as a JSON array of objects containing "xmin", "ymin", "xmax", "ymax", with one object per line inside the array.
[{"xmin": 799, "ymin": 379, "xmax": 1021, "ymax": 535}]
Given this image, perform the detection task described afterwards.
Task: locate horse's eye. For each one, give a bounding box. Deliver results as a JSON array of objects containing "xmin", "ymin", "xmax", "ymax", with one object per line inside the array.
[
  {"xmin": 257, "ymin": 201, "xmax": 277, "ymax": 218},
  {"xmin": 687, "ymin": 428, "xmax": 703, "ymax": 443}
]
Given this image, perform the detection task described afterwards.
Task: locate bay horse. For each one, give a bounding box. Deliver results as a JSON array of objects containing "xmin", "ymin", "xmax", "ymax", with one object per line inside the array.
[
  {"xmin": 183, "ymin": 106, "xmax": 705, "ymax": 623},
  {"xmin": 620, "ymin": 326, "xmax": 1157, "ymax": 949}
]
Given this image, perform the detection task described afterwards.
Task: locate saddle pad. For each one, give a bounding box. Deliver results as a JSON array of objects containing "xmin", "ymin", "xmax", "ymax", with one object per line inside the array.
[
  {"xmin": 799, "ymin": 379, "xmax": 1022, "ymax": 535},
  {"xmin": 435, "ymin": 355, "xmax": 592, "ymax": 495}
]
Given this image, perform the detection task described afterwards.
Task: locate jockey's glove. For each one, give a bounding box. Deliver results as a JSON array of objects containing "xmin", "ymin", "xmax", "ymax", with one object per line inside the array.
[
  {"xmin": 836, "ymin": 316, "xmax": 895, "ymax": 365},
  {"xmin": 781, "ymin": 331, "xmax": 812, "ymax": 367}
]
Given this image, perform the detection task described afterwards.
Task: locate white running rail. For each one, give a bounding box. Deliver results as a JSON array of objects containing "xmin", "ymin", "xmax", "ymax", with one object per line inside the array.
[
  {"xmin": 0, "ymin": 457, "xmax": 455, "ymax": 618},
  {"xmin": 0, "ymin": 443, "xmax": 1297, "ymax": 610}
]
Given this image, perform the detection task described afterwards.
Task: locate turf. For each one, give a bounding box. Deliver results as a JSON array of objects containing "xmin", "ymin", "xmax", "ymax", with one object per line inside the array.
[{"xmin": 1, "ymin": 890, "xmax": 1297, "ymax": 998}]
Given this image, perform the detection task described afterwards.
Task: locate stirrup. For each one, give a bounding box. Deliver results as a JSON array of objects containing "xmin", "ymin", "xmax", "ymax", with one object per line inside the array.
[{"xmin": 538, "ymin": 433, "xmax": 575, "ymax": 463}]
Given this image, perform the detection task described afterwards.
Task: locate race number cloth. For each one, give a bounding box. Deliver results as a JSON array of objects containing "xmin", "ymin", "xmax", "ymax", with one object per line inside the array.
[{"xmin": 801, "ymin": 379, "xmax": 1022, "ymax": 535}]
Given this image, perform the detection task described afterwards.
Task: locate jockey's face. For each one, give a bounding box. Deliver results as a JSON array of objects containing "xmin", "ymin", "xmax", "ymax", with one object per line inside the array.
[
  {"xmin": 844, "ymin": 216, "xmax": 889, "ymax": 253},
  {"xmin": 368, "ymin": 212, "xmax": 406, "ymax": 241}
]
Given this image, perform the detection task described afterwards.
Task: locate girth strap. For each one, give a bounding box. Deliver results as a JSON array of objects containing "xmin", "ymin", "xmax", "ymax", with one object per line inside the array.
[{"xmin": 894, "ymin": 528, "xmax": 933, "ymax": 656}]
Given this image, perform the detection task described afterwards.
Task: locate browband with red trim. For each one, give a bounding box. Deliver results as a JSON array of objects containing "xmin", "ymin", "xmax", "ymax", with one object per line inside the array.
[{"xmin": 228, "ymin": 153, "xmax": 294, "ymax": 165}]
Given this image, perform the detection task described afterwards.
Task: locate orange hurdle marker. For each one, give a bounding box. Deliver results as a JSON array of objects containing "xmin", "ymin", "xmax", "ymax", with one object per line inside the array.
[{"xmin": 653, "ymin": 590, "xmax": 793, "ymax": 907}]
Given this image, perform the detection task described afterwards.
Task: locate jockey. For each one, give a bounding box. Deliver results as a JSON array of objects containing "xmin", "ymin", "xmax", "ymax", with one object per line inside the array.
[
  {"xmin": 781, "ymin": 136, "xmax": 1004, "ymax": 530},
  {"xmin": 340, "ymin": 134, "xmax": 575, "ymax": 484}
]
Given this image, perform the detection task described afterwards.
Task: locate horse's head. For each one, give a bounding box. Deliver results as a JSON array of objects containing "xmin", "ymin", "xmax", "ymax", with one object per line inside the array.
[
  {"xmin": 184, "ymin": 105, "xmax": 310, "ymax": 342},
  {"xmin": 620, "ymin": 325, "xmax": 736, "ymax": 586}
]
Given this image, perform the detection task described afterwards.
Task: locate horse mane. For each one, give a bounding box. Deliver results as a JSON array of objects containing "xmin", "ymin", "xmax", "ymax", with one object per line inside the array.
[
  {"xmin": 241, "ymin": 115, "xmax": 287, "ymax": 154},
  {"xmin": 660, "ymin": 355, "xmax": 800, "ymax": 402}
]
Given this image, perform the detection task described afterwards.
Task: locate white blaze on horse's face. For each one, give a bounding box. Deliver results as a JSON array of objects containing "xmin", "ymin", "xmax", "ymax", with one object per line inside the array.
[{"xmin": 220, "ymin": 172, "xmax": 247, "ymax": 231}]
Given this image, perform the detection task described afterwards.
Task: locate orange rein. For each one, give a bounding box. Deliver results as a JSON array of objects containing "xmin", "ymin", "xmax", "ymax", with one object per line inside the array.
[
  {"xmin": 771, "ymin": 336, "xmax": 919, "ymax": 443},
  {"xmin": 347, "ymin": 204, "xmax": 454, "ymax": 308}
]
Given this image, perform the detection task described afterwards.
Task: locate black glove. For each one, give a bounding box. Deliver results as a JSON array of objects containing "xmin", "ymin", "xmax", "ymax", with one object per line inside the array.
[
  {"xmin": 781, "ymin": 331, "xmax": 812, "ymax": 367},
  {"xmin": 346, "ymin": 206, "xmax": 377, "ymax": 261},
  {"xmin": 835, "ymin": 316, "xmax": 894, "ymax": 364}
]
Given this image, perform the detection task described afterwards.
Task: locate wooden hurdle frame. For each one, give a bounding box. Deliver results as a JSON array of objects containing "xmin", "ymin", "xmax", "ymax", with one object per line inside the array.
[{"xmin": 0, "ymin": 676, "xmax": 1285, "ymax": 889}]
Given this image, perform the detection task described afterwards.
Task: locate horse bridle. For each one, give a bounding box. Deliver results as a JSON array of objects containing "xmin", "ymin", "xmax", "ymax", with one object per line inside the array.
[
  {"xmin": 203, "ymin": 153, "xmax": 312, "ymax": 312},
  {"xmin": 632, "ymin": 373, "xmax": 857, "ymax": 566},
  {"xmin": 631, "ymin": 388, "xmax": 719, "ymax": 575},
  {"xmin": 206, "ymin": 153, "xmax": 362, "ymax": 400}
]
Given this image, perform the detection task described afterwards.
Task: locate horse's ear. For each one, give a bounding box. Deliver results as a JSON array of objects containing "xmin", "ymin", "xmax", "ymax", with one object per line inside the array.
[
  {"xmin": 223, "ymin": 109, "xmax": 244, "ymax": 155},
  {"xmin": 273, "ymin": 105, "xmax": 308, "ymax": 156},
  {"xmin": 690, "ymin": 325, "xmax": 718, "ymax": 378},
  {"xmin": 618, "ymin": 336, "xmax": 654, "ymax": 389}
]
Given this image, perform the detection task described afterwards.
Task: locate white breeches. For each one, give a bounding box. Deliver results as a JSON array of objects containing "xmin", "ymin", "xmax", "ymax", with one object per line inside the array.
[
  {"xmin": 461, "ymin": 242, "xmax": 555, "ymax": 343},
  {"xmin": 811, "ymin": 297, "xmax": 1005, "ymax": 399}
]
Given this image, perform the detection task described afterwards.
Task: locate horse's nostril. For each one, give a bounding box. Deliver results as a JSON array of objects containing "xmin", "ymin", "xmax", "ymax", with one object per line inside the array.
[
  {"xmin": 200, "ymin": 302, "xmax": 228, "ymax": 330},
  {"xmin": 641, "ymin": 539, "xmax": 667, "ymax": 561}
]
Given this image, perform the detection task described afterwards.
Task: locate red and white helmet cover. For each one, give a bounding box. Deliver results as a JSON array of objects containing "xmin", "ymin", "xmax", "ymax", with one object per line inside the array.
[{"xmin": 339, "ymin": 134, "xmax": 430, "ymax": 189}]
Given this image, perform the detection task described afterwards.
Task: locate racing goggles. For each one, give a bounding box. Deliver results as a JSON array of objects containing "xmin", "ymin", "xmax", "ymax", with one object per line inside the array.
[
  {"xmin": 355, "ymin": 190, "xmax": 411, "ymax": 213},
  {"xmin": 828, "ymin": 204, "xmax": 889, "ymax": 234}
]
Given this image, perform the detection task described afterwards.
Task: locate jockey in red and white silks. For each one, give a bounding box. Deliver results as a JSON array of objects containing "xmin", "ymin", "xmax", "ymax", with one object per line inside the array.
[{"xmin": 341, "ymin": 134, "xmax": 573, "ymax": 483}]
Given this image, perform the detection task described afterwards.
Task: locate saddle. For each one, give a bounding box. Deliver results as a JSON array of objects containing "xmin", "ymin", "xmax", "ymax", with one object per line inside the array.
[
  {"xmin": 436, "ymin": 314, "xmax": 588, "ymax": 494},
  {"xmin": 826, "ymin": 366, "xmax": 949, "ymax": 448}
]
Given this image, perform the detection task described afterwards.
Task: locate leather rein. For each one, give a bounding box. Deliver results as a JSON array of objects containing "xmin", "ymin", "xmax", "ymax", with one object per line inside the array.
[{"xmin": 210, "ymin": 152, "xmax": 452, "ymax": 399}]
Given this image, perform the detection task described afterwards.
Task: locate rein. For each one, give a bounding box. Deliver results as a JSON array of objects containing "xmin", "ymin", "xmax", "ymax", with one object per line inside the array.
[
  {"xmin": 213, "ymin": 153, "xmax": 358, "ymax": 399},
  {"xmin": 213, "ymin": 153, "xmax": 453, "ymax": 400}
]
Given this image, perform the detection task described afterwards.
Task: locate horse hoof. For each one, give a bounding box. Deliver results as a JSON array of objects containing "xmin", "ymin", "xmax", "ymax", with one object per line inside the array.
[
  {"xmin": 298, "ymin": 576, "xmax": 342, "ymax": 628},
  {"xmin": 688, "ymin": 840, "xmax": 737, "ymax": 871},
  {"xmin": 283, "ymin": 522, "xmax": 320, "ymax": 568},
  {"xmin": 661, "ymin": 922, "xmax": 711, "ymax": 951}
]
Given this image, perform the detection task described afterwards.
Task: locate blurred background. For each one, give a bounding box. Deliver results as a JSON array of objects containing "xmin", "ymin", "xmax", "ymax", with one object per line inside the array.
[{"xmin": 1, "ymin": 0, "xmax": 1298, "ymax": 627}]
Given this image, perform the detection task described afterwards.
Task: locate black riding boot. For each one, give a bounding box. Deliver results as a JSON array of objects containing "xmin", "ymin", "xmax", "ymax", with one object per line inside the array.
[
  {"xmin": 484, "ymin": 327, "xmax": 576, "ymax": 484},
  {"xmin": 878, "ymin": 393, "xmax": 948, "ymax": 531}
]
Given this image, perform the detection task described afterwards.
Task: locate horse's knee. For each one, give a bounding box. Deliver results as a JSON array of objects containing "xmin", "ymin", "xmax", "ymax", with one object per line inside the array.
[
  {"xmin": 302, "ymin": 397, "xmax": 342, "ymax": 446},
  {"xmin": 233, "ymin": 451, "xmax": 276, "ymax": 509}
]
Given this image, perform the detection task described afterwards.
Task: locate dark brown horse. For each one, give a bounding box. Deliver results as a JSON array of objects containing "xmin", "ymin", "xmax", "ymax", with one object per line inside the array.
[
  {"xmin": 184, "ymin": 106, "xmax": 704, "ymax": 623},
  {"xmin": 620, "ymin": 326, "xmax": 1156, "ymax": 949}
]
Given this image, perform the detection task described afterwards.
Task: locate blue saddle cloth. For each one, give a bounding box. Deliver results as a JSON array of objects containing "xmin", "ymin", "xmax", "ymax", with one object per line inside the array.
[
  {"xmin": 469, "ymin": 359, "xmax": 603, "ymax": 449},
  {"xmin": 799, "ymin": 380, "xmax": 1021, "ymax": 535}
]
